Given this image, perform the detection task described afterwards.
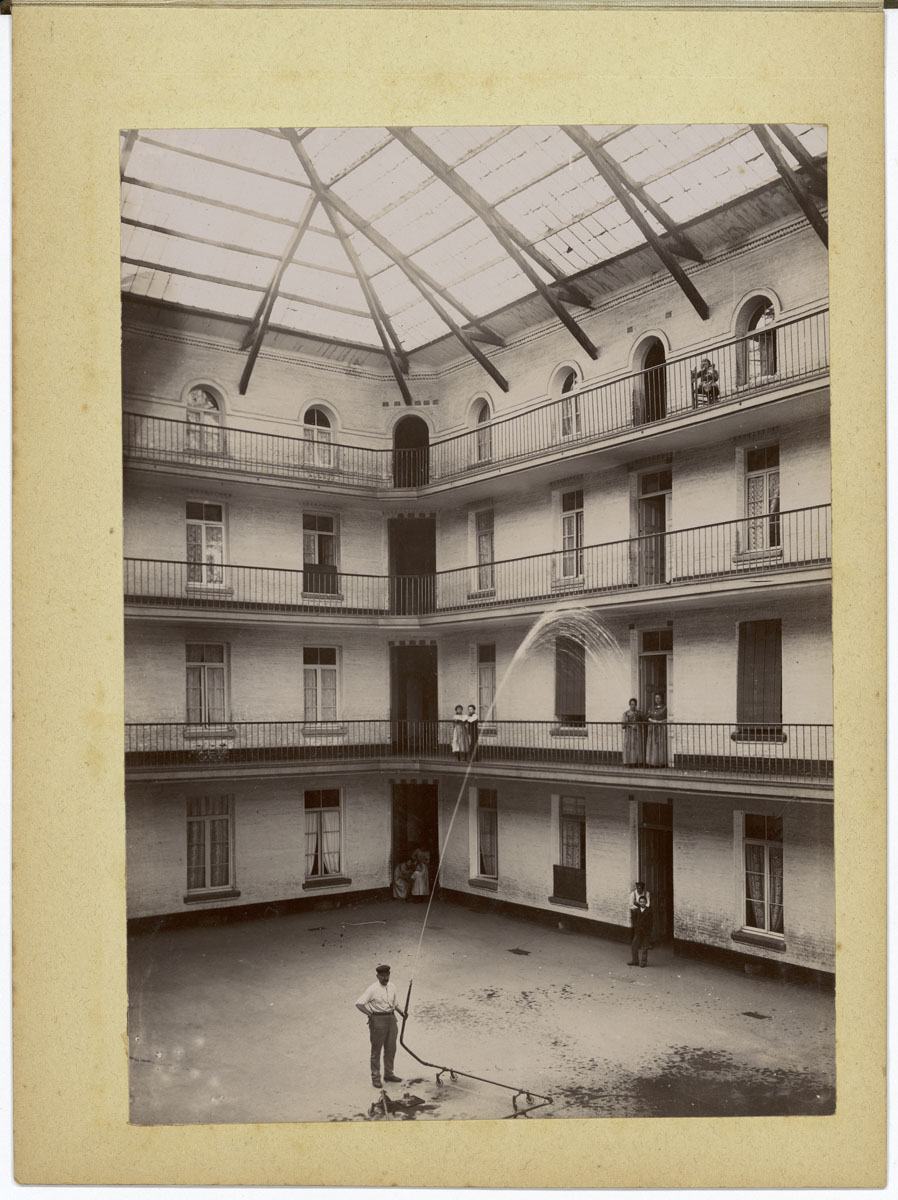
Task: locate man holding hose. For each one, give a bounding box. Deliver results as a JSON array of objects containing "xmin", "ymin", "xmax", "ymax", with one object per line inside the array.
[{"xmin": 355, "ymin": 963, "xmax": 407, "ymax": 1088}]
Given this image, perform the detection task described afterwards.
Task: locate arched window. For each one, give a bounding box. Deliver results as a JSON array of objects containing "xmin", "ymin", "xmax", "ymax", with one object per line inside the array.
[
  {"xmin": 185, "ymin": 386, "xmax": 223, "ymax": 454},
  {"xmin": 737, "ymin": 298, "xmax": 778, "ymax": 385},
  {"xmin": 475, "ymin": 399, "xmax": 492, "ymax": 462},
  {"xmin": 552, "ymin": 367, "xmax": 581, "ymax": 440},
  {"xmin": 303, "ymin": 406, "xmax": 333, "ymax": 468}
]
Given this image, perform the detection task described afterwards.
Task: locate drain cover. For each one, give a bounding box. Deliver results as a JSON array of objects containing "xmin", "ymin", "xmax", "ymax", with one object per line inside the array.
[
  {"xmin": 741, "ymin": 1011, "xmax": 771, "ymax": 1020},
  {"xmin": 508, "ymin": 948, "xmax": 531, "ymax": 956}
]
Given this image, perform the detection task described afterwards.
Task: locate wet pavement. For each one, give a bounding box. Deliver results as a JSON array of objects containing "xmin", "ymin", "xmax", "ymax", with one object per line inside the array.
[{"xmin": 128, "ymin": 898, "xmax": 835, "ymax": 1124}]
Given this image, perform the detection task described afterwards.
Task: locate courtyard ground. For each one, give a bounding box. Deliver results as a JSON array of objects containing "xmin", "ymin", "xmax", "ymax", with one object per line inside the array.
[{"xmin": 128, "ymin": 897, "xmax": 835, "ymax": 1124}]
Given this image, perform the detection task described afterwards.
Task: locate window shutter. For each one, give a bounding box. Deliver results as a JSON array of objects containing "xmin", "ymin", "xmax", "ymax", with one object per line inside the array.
[
  {"xmin": 555, "ymin": 637, "xmax": 586, "ymax": 722},
  {"xmin": 737, "ymin": 620, "xmax": 782, "ymax": 723}
]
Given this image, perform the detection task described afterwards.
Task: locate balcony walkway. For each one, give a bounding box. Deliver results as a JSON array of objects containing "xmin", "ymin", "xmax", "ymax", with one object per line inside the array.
[
  {"xmin": 124, "ymin": 504, "xmax": 831, "ymax": 620},
  {"xmin": 125, "ymin": 719, "xmax": 834, "ymax": 789},
  {"xmin": 123, "ymin": 309, "xmax": 829, "ymax": 493}
]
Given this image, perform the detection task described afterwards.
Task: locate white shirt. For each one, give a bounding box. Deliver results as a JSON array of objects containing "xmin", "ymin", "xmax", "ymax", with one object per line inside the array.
[
  {"xmin": 628, "ymin": 888, "xmax": 650, "ymax": 911},
  {"xmin": 356, "ymin": 979, "xmax": 399, "ymax": 1014}
]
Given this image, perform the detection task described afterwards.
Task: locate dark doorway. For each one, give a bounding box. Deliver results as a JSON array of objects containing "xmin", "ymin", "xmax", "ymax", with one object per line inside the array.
[
  {"xmin": 639, "ymin": 801, "xmax": 674, "ymax": 940},
  {"xmin": 643, "ymin": 340, "xmax": 667, "ymax": 423},
  {"xmin": 391, "ymin": 781, "xmax": 439, "ymax": 888},
  {"xmin": 388, "ymin": 516, "xmax": 436, "ymax": 614},
  {"xmin": 390, "ymin": 643, "xmax": 438, "ymax": 752},
  {"xmin": 393, "ymin": 415, "xmax": 430, "ymax": 487}
]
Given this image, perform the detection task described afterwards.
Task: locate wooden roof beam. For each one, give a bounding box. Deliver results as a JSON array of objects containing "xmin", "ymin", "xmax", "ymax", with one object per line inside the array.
[
  {"xmin": 561, "ymin": 125, "xmax": 709, "ymax": 321},
  {"xmin": 239, "ymin": 194, "xmax": 318, "ymax": 393},
  {"xmin": 389, "ymin": 126, "xmax": 600, "ymax": 360},
  {"xmin": 266, "ymin": 153, "xmax": 505, "ymax": 346},
  {"xmin": 768, "ymin": 124, "xmax": 828, "ymax": 198},
  {"xmin": 561, "ymin": 127, "xmax": 703, "ymax": 263},
  {"xmin": 282, "ymin": 130, "xmax": 510, "ymax": 387},
  {"xmin": 751, "ymin": 125, "xmax": 828, "ymax": 249},
  {"xmin": 283, "ymin": 131, "xmax": 413, "ymax": 400},
  {"xmin": 120, "ymin": 130, "xmax": 138, "ymax": 179},
  {"xmin": 388, "ymin": 126, "xmax": 594, "ymax": 310}
]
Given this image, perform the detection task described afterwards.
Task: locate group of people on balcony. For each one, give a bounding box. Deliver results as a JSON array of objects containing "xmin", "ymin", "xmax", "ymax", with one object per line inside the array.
[
  {"xmin": 621, "ymin": 695, "xmax": 668, "ymax": 767},
  {"xmin": 451, "ymin": 704, "xmax": 480, "ymax": 760}
]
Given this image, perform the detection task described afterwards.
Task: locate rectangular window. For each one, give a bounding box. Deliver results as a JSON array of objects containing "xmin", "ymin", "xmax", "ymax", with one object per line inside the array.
[
  {"xmin": 561, "ymin": 489, "xmax": 584, "ymax": 578},
  {"xmin": 477, "ymin": 788, "xmax": 498, "ymax": 878},
  {"xmin": 186, "ymin": 643, "xmax": 227, "ymax": 723},
  {"xmin": 552, "ymin": 795, "xmax": 587, "ymax": 904},
  {"xmin": 737, "ymin": 619, "xmax": 782, "ymax": 726},
  {"xmin": 303, "ymin": 514, "xmax": 339, "ymax": 594},
  {"xmin": 186, "ymin": 795, "xmax": 233, "ymax": 891},
  {"xmin": 303, "ymin": 646, "xmax": 338, "ymax": 721},
  {"xmin": 477, "ymin": 643, "xmax": 496, "ymax": 719},
  {"xmin": 560, "ymin": 394, "xmax": 582, "ymax": 439},
  {"xmin": 745, "ymin": 445, "xmax": 780, "ymax": 550},
  {"xmin": 305, "ymin": 788, "xmax": 342, "ymax": 878},
  {"xmin": 555, "ymin": 636, "xmax": 586, "ymax": 724},
  {"xmin": 743, "ymin": 813, "xmax": 784, "ymax": 934},
  {"xmin": 475, "ymin": 509, "xmax": 495, "ymax": 591},
  {"xmin": 186, "ymin": 501, "xmax": 224, "ymax": 585}
]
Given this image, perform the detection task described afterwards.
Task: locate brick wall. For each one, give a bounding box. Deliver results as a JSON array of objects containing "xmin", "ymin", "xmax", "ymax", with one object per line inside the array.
[
  {"xmin": 673, "ymin": 794, "xmax": 834, "ymax": 972},
  {"xmin": 126, "ymin": 773, "xmax": 392, "ymax": 919}
]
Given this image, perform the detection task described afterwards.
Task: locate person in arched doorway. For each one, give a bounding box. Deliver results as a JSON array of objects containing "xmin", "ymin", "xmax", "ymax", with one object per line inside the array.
[
  {"xmin": 645, "ymin": 693, "xmax": 668, "ymax": 767},
  {"xmin": 451, "ymin": 704, "xmax": 470, "ymax": 760},
  {"xmin": 621, "ymin": 697, "xmax": 645, "ymax": 766}
]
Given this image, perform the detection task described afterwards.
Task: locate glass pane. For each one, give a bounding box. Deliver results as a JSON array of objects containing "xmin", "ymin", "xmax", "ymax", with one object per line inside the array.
[
  {"xmin": 187, "ymin": 820, "xmax": 205, "ymax": 890},
  {"xmin": 320, "ymin": 789, "xmax": 341, "ymax": 807},
  {"xmin": 204, "ymin": 504, "xmax": 223, "ymax": 522},
  {"xmin": 319, "ymin": 647, "xmax": 337, "ymax": 665},
  {"xmin": 303, "ymin": 647, "xmax": 319, "ymax": 664},
  {"xmin": 304, "ymin": 668, "xmax": 317, "ymax": 719},
  {"xmin": 744, "ymin": 813, "xmax": 766, "ymax": 839},
  {"xmin": 321, "ymin": 669, "xmax": 337, "ymax": 719},
  {"xmin": 186, "ymin": 644, "xmax": 204, "ymax": 662},
  {"xmin": 767, "ymin": 814, "xmax": 783, "ymax": 842},
  {"xmin": 186, "ymin": 501, "xmax": 204, "ymax": 519},
  {"xmin": 204, "ymin": 644, "xmax": 225, "ymax": 663},
  {"xmin": 186, "ymin": 666, "xmax": 203, "ymax": 723},
  {"xmin": 206, "ymin": 667, "xmax": 226, "ymax": 721},
  {"xmin": 477, "ymin": 644, "xmax": 496, "ymax": 663}
]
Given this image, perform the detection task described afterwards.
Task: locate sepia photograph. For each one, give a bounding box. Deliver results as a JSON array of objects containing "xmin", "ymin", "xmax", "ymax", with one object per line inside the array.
[{"xmin": 120, "ymin": 123, "xmax": 834, "ymax": 1125}]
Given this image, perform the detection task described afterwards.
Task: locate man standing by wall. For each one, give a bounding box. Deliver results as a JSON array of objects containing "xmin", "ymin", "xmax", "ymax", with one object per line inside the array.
[
  {"xmin": 629, "ymin": 895, "xmax": 654, "ymax": 968},
  {"xmin": 355, "ymin": 964, "xmax": 407, "ymax": 1088}
]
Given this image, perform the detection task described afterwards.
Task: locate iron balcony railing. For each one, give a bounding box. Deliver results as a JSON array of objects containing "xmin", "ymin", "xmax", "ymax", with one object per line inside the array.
[
  {"xmin": 124, "ymin": 719, "xmax": 833, "ymax": 783},
  {"xmin": 123, "ymin": 309, "xmax": 829, "ymax": 489},
  {"xmin": 124, "ymin": 504, "xmax": 831, "ymax": 616}
]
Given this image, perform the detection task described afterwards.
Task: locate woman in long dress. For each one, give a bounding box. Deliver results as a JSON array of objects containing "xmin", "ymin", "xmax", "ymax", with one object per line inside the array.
[
  {"xmin": 451, "ymin": 704, "xmax": 470, "ymax": 760},
  {"xmin": 410, "ymin": 852, "xmax": 429, "ymax": 901},
  {"xmin": 645, "ymin": 692, "xmax": 668, "ymax": 767},
  {"xmin": 392, "ymin": 858, "xmax": 413, "ymax": 900},
  {"xmin": 621, "ymin": 698, "xmax": 645, "ymax": 766}
]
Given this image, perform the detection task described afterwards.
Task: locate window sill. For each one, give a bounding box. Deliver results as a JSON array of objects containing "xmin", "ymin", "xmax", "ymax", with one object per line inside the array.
[
  {"xmin": 183, "ymin": 726, "xmax": 237, "ymax": 740},
  {"xmin": 468, "ymin": 877, "xmax": 498, "ymax": 891},
  {"xmin": 301, "ymin": 592, "xmax": 344, "ymax": 601},
  {"xmin": 548, "ymin": 895, "xmax": 588, "ymax": 911},
  {"xmin": 733, "ymin": 548, "xmax": 783, "ymax": 563},
  {"xmin": 301, "ymin": 725, "xmax": 348, "ymax": 737},
  {"xmin": 730, "ymin": 727, "xmax": 788, "ymax": 744},
  {"xmin": 183, "ymin": 888, "xmax": 241, "ymax": 904},
  {"xmin": 302, "ymin": 876, "xmax": 352, "ymax": 890},
  {"xmin": 551, "ymin": 725, "xmax": 588, "ymax": 738},
  {"xmin": 731, "ymin": 929, "xmax": 786, "ymax": 952},
  {"xmin": 185, "ymin": 583, "xmax": 234, "ymax": 595}
]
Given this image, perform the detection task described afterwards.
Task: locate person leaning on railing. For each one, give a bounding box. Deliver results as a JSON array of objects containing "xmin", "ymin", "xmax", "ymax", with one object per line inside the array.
[
  {"xmin": 691, "ymin": 358, "xmax": 720, "ymax": 406},
  {"xmin": 621, "ymin": 698, "xmax": 645, "ymax": 767}
]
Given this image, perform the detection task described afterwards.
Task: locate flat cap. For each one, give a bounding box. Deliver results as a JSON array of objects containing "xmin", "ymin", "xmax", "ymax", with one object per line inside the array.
[{"xmin": 376, "ymin": 964, "xmax": 391, "ymax": 973}]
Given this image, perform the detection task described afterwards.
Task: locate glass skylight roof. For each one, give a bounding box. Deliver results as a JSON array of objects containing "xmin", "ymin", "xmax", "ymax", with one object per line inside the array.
[{"xmin": 121, "ymin": 124, "xmax": 827, "ymax": 353}]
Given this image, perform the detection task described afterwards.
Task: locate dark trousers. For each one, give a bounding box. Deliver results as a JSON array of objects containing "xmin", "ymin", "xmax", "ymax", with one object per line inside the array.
[
  {"xmin": 368, "ymin": 1013, "xmax": 397, "ymax": 1081},
  {"xmin": 630, "ymin": 929, "xmax": 650, "ymax": 965}
]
